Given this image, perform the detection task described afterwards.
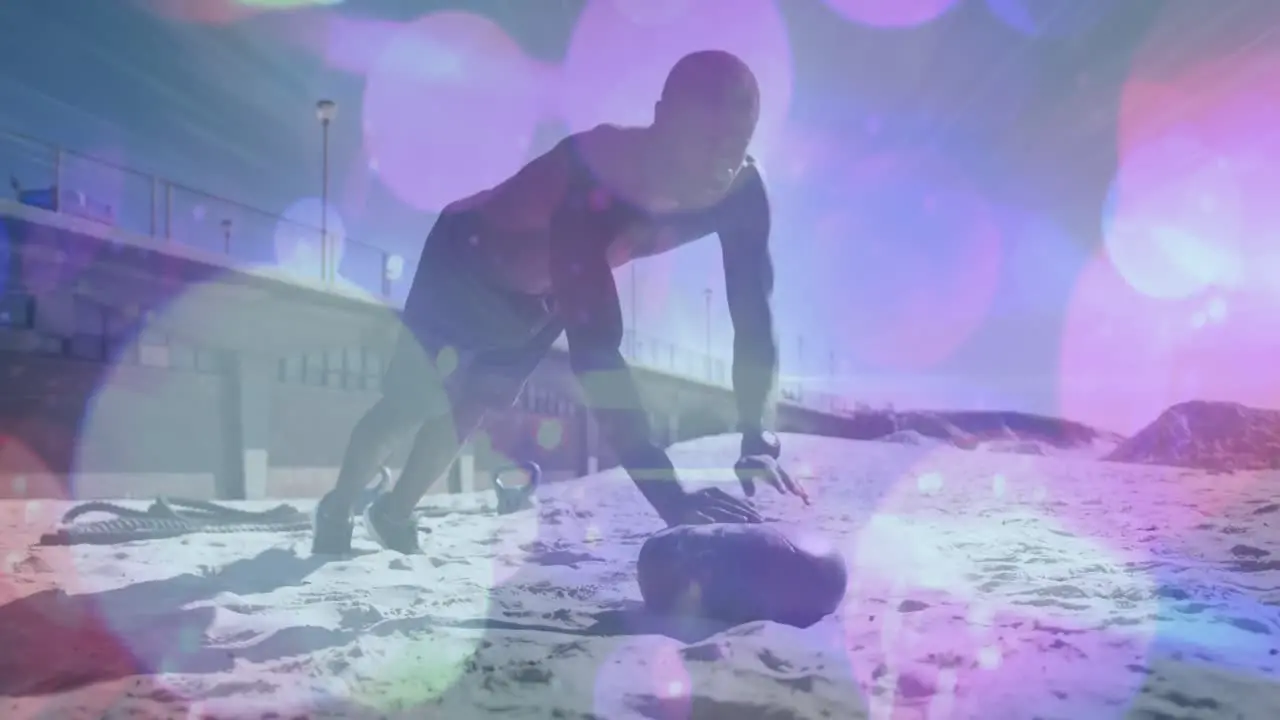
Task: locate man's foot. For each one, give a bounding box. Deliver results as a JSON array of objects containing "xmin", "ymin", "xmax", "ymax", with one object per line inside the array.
[
  {"xmin": 363, "ymin": 493, "xmax": 424, "ymax": 555},
  {"xmin": 311, "ymin": 491, "xmax": 355, "ymax": 555}
]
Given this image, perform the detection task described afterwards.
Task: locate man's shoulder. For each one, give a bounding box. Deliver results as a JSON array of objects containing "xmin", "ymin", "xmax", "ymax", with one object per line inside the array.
[
  {"xmin": 451, "ymin": 128, "xmax": 628, "ymax": 220},
  {"xmin": 558, "ymin": 124, "xmax": 641, "ymax": 171},
  {"xmin": 563, "ymin": 123, "xmax": 635, "ymax": 148},
  {"xmin": 551, "ymin": 124, "xmax": 651, "ymax": 209}
]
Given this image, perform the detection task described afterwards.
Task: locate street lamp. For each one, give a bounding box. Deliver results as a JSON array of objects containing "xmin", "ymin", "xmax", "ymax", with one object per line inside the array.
[{"xmin": 315, "ymin": 99, "xmax": 337, "ymax": 284}]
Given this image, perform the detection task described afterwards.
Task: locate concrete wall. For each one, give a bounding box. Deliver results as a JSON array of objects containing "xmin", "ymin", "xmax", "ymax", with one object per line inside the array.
[
  {"xmin": 0, "ymin": 339, "xmax": 727, "ymax": 500},
  {"xmin": 0, "ymin": 215, "xmax": 852, "ymax": 500},
  {"xmin": 0, "ymin": 349, "xmax": 225, "ymax": 499}
]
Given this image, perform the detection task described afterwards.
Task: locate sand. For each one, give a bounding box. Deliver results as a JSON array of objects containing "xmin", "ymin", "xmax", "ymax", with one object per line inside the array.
[{"xmin": 1, "ymin": 433, "xmax": 1277, "ymax": 719}]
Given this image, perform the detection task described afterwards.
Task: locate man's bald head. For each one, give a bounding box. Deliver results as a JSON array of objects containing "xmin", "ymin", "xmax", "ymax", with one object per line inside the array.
[
  {"xmin": 660, "ymin": 50, "xmax": 761, "ymax": 119},
  {"xmin": 650, "ymin": 50, "xmax": 762, "ymax": 206}
]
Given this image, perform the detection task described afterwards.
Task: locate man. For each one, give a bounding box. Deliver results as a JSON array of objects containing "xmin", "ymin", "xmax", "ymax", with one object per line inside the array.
[{"xmin": 313, "ymin": 49, "xmax": 807, "ymax": 556}]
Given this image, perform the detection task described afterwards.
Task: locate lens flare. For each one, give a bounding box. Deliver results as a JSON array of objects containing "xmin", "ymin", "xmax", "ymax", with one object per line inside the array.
[
  {"xmin": 1058, "ymin": 251, "xmax": 1280, "ymax": 438},
  {"xmin": 274, "ymin": 197, "xmax": 346, "ymax": 281},
  {"xmin": 820, "ymin": 0, "xmax": 960, "ymax": 29},
  {"xmin": 594, "ymin": 636, "xmax": 693, "ymax": 720},
  {"xmin": 840, "ymin": 449, "xmax": 1157, "ymax": 719},
  {"xmin": 809, "ymin": 152, "xmax": 1003, "ymax": 371},
  {"xmin": 558, "ymin": 0, "xmax": 794, "ymax": 198},
  {"xmin": 361, "ymin": 12, "xmax": 546, "ymax": 213},
  {"xmin": 1113, "ymin": 3, "xmax": 1280, "ymax": 301},
  {"xmin": 984, "ymin": 0, "xmax": 1113, "ymax": 38}
]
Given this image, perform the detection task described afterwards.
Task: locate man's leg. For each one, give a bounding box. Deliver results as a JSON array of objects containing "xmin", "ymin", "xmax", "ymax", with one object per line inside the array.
[
  {"xmin": 361, "ymin": 369, "xmax": 522, "ymax": 554},
  {"xmin": 382, "ymin": 392, "xmax": 489, "ymax": 514},
  {"xmin": 327, "ymin": 396, "xmax": 427, "ymax": 510},
  {"xmin": 311, "ymin": 328, "xmax": 453, "ymax": 554},
  {"xmin": 365, "ymin": 319, "xmax": 563, "ymax": 553}
]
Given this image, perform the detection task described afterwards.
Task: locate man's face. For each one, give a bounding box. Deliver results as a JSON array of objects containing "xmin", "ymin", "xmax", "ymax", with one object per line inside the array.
[{"xmin": 658, "ymin": 96, "xmax": 758, "ymax": 204}]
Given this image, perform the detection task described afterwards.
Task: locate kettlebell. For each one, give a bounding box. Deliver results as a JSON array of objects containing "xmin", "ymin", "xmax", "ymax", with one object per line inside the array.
[{"xmin": 494, "ymin": 460, "xmax": 541, "ymax": 515}]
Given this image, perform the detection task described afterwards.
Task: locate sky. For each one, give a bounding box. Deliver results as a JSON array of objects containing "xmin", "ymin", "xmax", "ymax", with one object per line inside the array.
[{"xmin": 0, "ymin": 0, "xmax": 1277, "ymax": 434}]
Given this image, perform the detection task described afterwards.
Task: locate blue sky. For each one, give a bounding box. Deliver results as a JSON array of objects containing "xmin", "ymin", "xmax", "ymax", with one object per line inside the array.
[{"xmin": 2, "ymin": 0, "xmax": 1276, "ymax": 433}]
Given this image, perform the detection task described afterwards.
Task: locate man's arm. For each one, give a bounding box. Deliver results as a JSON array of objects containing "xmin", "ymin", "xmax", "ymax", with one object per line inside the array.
[
  {"xmin": 547, "ymin": 167, "xmax": 687, "ymax": 520},
  {"xmin": 717, "ymin": 162, "xmax": 779, "ymax": 436}
]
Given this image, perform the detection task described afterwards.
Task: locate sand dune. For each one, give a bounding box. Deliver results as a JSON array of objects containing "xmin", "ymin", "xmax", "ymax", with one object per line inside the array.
[
  {"xmin": 1109, "ymin": 401, "xmax": 1280, "ymax": 472},
  {"xmin": 1, "ymin": 434, "xmax": 1278, "ymax": 719},
  {"xmin": 836, "ymin": 409, "xmax": 1123, "ymax": 456}
]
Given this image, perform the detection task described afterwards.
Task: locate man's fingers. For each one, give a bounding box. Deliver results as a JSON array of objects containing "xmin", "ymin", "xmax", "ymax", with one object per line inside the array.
[
  {"xmin": 701, "ymin": 490, "xmax": 761, "ymax": 524},
  {"xmin": 714, "ymin": 497, "xmax": 763, "ymax": 523},
  {"xmin": 753, "ymin": 465, "xmax": 789, "ymax": 497},
  {"xmin": 737, "ymin": 456, "xmax": 785, "ymax": 497},
  {"xmin": 781, "ymin": 468, "xmax": 811, "ymax": 505},
  {"xmin": 685, "ymin": 487, "xmax": 764, "ymax": 524}
]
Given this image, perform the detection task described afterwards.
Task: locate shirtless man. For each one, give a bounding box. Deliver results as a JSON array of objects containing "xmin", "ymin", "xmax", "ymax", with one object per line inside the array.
[{"xmin": 312, "ymin": 50, "xmax": 807, "ymax": 555}]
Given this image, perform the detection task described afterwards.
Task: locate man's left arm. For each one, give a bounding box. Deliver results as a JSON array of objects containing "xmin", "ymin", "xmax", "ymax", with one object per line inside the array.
[{"xmin": 717, "ymin": 162, "xmax": 779, "ymax": 440}]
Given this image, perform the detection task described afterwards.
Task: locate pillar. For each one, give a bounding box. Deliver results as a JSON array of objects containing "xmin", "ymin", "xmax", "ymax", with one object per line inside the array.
[
  {"xmin": 222, "ymin": 353, "xmax": 272, "ymax": 499},
  {"xmin": 454, "ymin": 442, "xmax": 476, "ymax": 493},
  {"xmin": 585, "ymin": 415, "xmax": 600, "ymax": 475}
]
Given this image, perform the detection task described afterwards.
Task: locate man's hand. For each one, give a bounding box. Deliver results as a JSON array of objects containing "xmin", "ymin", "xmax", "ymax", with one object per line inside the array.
[
  {"xmin": 661, "ymin": 486, "xmax": 763, "ymax": 527},
  {"xmin": 735, "ymin": 431, "xmax": 809, "ymax": 505}
]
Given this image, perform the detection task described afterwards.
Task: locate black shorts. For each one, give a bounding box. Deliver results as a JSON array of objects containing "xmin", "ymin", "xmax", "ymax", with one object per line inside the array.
[{"xmin": 381, "ymin": 212, "xmax": 563, "ymax": 417}]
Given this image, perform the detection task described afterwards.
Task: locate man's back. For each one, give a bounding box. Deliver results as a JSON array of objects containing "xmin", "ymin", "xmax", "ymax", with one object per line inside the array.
[{"xmin": 439, "ymin": 124, "xmax": 759, "ymax": 296}]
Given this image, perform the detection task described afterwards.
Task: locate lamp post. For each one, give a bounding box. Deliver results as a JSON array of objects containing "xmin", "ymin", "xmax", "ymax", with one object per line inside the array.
[{"xmin": 315, "ymin": 99, "xmax": 337, "ymax": 284}]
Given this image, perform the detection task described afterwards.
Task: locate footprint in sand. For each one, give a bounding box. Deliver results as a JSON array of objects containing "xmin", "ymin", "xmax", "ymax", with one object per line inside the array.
[{"xmin": 1229, "ymin": 544, "xmax": 1270, "ymax": 559}]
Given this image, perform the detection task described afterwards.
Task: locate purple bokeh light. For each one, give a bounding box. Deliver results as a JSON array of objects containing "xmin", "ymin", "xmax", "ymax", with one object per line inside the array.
[
  {"xmin": 840, "ymin": 470, "xmax": 1157, "ymax": 719},
  {"xmin": 1102, "ymin": 134, "xmax": 1246, "ymax": 301},
  {"xmin": 361, "ymin": 12, "xmax": 548, "ymax": 214},
  {"xmin": 984, "ymin": 0, "xmax": 1113, "ymax": 38},
  {"xmin": 1109, "ymin": 3, "xmax": 1280, "ymax": 307},
  {"xmin": 996, "ymin": 208, "xmax": 1088, "ymax": 317},
  {"xmin": 593, "ymin": 636, "xmax": 693, "ymax": 720},
  {"xmin": 557, "ymin": 0, "xmax": 794, "ymax": 175},
  {"xmin": 322, "ymin": 16, "xmax": 400, "ymax": 76},
  {"xmin": 607, "ymin": 0, "xmax": 696, "ymax": 27},
  {"xmin": 145, "ymin": 0, "xmax": 259, "ymax": 25},
  {"xmin": 820, "ymin": 0, "xmax": 961, "ymax": 29},
  {"xmin": 807, "ymin": 152, "xmax": 1003, "ymax": 372},
  {"xmin": 273, "ymin": 197, "xmax": 345, "ymax": 280},
  {"xmin": 1058, "ymin": 251, "xmax": 1280, "ymax": 439}
]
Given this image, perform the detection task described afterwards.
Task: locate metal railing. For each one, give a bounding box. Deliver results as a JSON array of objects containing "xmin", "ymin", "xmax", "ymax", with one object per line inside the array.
[
  {"xmin": 1, "ymin": 127, "xmax": 851, "ymax": 415},
  {"xmin": 0, "ymin": 127, "xmax": 397, "ymax": 297}
]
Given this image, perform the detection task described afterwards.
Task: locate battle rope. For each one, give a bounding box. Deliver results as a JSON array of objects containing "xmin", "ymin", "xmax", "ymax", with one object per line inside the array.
[
  {"xmin": 36, "ymin": 463, "xmax": 543, "ymax": 546},
  {"xmin": 38, "ymin": 497, "xmax": 313, "ymax": 546}
]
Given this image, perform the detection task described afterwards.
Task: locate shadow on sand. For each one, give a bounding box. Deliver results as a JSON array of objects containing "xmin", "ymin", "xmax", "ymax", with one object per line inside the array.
[
  {"xmin": 0, "ymin": 546, "xmax": 350, "ymax": 696},
  {"xmin": 0, "ymin": 544, "xmax": 732, "ymax": 701}
]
